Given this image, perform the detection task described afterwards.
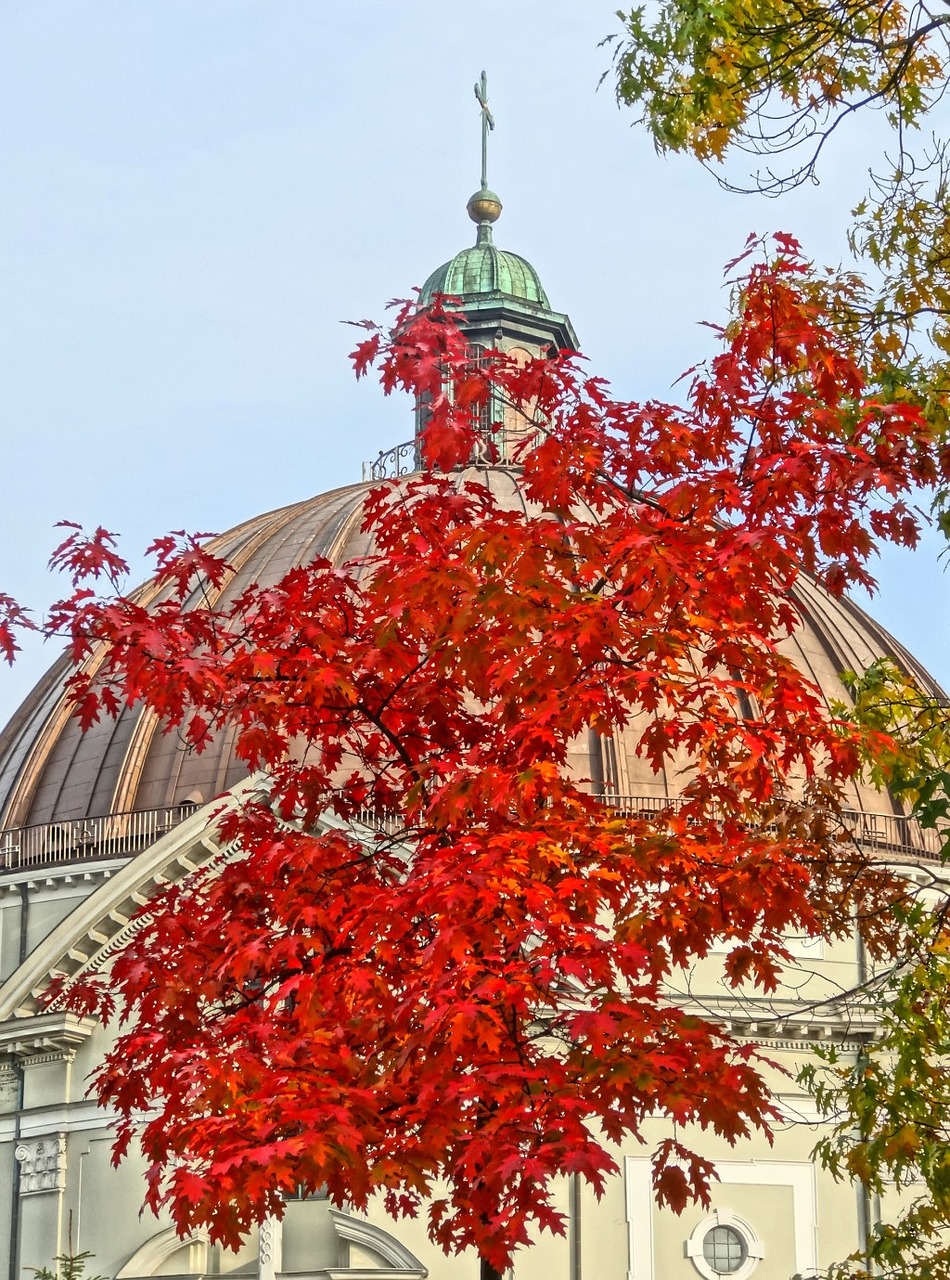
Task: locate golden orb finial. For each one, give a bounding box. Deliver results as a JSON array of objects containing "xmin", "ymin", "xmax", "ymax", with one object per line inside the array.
[{"xmin": 467, "ymin": 188, "xmax": 503, "ymax": 224}]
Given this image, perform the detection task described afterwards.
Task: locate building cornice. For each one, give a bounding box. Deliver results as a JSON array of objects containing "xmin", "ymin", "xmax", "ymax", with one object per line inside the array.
[{"xmin": 0, "ymin": 1010, "xmax": 93, "ymax": 1059}]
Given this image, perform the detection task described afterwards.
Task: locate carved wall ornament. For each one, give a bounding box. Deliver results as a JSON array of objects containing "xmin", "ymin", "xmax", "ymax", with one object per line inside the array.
[{"xmin": 14, "ymin": 1134, "xmax": 66, "ymax": 1194}]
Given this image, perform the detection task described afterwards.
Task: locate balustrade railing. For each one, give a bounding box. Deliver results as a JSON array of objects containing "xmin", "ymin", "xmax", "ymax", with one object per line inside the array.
[
  {"xmin": 0, "ymin": 794, "xmax": 941, "ymax": 876},
  {"xmin": 0, "ymin": 803, "xmax": 199, "ymax": 874},
  {"xmin": 606, "ymin": 794, "xmax": 943, "ymax": 862}
]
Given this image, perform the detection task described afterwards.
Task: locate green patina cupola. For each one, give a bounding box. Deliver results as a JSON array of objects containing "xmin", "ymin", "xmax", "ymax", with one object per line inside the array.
[
  {"xmin": 419, "ymin": 237, "xmax": 551, "ymax": 310},
  {"xmin": 421, "ymin": 179, "xmax": 550, "ymax": 308}
]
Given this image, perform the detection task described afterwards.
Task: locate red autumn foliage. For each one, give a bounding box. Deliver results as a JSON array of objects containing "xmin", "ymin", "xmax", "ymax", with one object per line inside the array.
[{"xmin": 14, "ymin": 235, "xmax": 942, "ymax": 1269}]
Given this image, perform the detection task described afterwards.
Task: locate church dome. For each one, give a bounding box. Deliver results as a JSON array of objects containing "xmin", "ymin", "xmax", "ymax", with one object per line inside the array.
[
  {"xmin": 0, "ymin": 147, "xmax": 938, "ymax": 867},
  {"xmin": 0, "ymin": 467, "xmax": 941, "ymax": 865}
]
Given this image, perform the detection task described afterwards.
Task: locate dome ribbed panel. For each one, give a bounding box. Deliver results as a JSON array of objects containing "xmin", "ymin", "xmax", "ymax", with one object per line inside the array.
[
  {"xmin": 782, "ymin": 574, "xmax": 943, "ymax": 815},
  {"xmin": 0, "ymin": 471, "xmax": 943, "ymax": 832},
  {"xmin": 0, "ymin": 654, "xmax": 72, "ymax": 824},
  {"xmin": 420, "ymin": 246, "xmax": 549, "ymax": 307},
  {"xmin": 131, "ymin": 485, "xmax": 372, "ymax": 812},
  {"xmin": 0, "ymin": 484, "xmax": 371, "ymax": 828}
]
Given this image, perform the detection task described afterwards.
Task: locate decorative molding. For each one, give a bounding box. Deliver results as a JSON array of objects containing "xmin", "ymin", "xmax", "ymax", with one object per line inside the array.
[
  {"xmin": 19, "ymin": 1050, "xmax": 75, "ymax": 1068},
  {"xmin": 668, "ymin": 993, "xmax": 879, "ymax": 1045},
  {"xmin": 762, "ymin": 1036, "xmax": 874, "ymax": 1053},
  {"xmin": 624, "ymin": 1158, "xmax": 818, "ymax": 1280},
  {"xmin": 115, "ymin": 1225, "xmax": 209, "ymax": 1279},
  {"xmin": 1, "ymin": 1100, "xmax": 117, "ymax": 1143},
  {"xmin": 259, "ymin": 1216, "xmax": 283, "ymax": 1280},
  {"xmin": 329, "ymin": 1209, "xmax": 427, "ymax": 1276},
  {"xmin": 15, "ymin": 865, "xmax": 126, "ymax": 900},
  {"xmin": 0, "ymin": 1010, "xmax": 93, "ymax": 1061},
  {"xmin": 0, "ymin": 866, "xmax": 118, "ymax": 898},
  {"xmin": 0, "ymin": 786, "xmax": 256, "ymax": 1021},
  {"xmin": 0, "ymin": 1066, "xmax": 18, "ymax": 1112},
  {"xmin": 15, "ymin": 1133, "xmax": 66, "ymax": 1194}
]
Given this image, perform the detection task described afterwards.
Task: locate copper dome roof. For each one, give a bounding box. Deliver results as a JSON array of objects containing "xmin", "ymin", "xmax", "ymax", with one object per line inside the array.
[{"xmin": 0, "ymin": 468, "xmax": 938, "ymax": 833}]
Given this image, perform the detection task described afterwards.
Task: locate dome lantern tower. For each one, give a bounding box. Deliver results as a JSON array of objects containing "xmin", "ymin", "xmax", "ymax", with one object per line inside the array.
[
  {"xmin": 408, "ymin": 73, "xmax": 579, "ymax": 467},
  {"xmin": 417, "ymin": 71, "xmax": 578, "ymax": 356}
]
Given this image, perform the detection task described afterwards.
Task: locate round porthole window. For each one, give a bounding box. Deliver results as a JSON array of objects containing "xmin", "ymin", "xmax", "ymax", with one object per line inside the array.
[
  {"xmin": 703, "ymin": 1224, "xmax": 748, "ymax": 1273},
  {"xmin": 686, "ymin": 1211, "xmax": 763, "ymax": 1280}
]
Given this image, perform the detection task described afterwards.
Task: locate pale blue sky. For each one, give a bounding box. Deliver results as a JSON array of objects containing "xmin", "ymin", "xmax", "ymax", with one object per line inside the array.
[{"xmin": 2, "ymin": 1, "xmax": 947, "ymax": 725}]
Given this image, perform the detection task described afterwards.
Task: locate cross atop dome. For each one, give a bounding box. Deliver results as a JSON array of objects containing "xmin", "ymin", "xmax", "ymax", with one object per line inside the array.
[
  {"xmin": 468, "ymin": 70, "xmax": 503, "ymax": 241},
  {"xmin": 417, "ymin": 71, "xmax": 577, "ymax": 354},
  {"xmin": 475, "ymin": 70, "xmax": 494, "ymax": 191}
]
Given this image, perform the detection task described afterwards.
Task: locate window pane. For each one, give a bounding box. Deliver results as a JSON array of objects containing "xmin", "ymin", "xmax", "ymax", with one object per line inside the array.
[{"xmin": 702, "ymin": 1225, "xmax": 748, "ymax": 1274}]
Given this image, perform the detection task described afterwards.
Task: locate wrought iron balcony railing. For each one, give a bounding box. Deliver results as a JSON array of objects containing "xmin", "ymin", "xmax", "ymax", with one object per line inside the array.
[
  {"xmin": 0, "ymin": 803, "xmax": 200, "ymax": 874},
  {"xmin": 361, "ymin": 425, "xmax": 545, "ymax": 483},
  {"xmin": 604, "ymin": 793, "xmax": 943, "ymax": 862},
  {"xmin": 0, "ymin": 794, "xmax": 942, "ymax": 876},
  {"xmin": 362, "ymin": 440, "xmax": 417, "ymax": 482}
]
